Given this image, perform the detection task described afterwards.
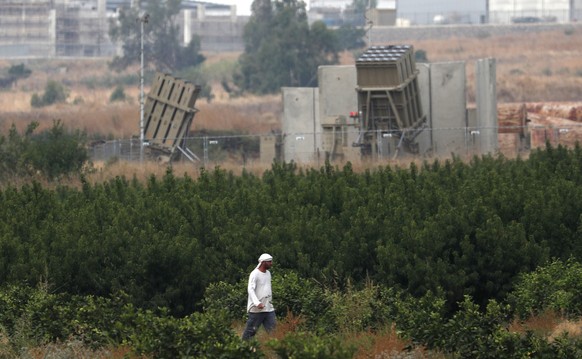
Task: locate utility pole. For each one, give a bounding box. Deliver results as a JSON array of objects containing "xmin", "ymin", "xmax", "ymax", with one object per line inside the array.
[
  {"xmin": 365, "ymin": 0, "xmax": 373, "ymax": 46},
  {"xmin": 138, "ymin": 13, "xmax": 149, "ymax": 162}
]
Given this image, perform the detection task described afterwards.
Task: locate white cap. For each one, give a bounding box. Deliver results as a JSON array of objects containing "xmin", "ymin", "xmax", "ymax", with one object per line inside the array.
[{"xmin": 256, "ymin": 253, "xmax": 273, "ymax": 268}]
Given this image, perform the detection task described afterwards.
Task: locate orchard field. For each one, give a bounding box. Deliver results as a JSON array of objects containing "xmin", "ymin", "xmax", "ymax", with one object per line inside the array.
[
  {"xmin": 1, "ymin": 24, "xmax": 582, "ymax": 358},
  {"xmin": 2, "ymin": 145, "xmax": 582, "ymax": 357}
]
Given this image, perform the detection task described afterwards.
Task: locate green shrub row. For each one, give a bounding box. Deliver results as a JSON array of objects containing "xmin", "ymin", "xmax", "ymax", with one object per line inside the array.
[
  {"xmin": 0, "ymin": 285, "xmax": 256, "ymax": 358},
  {"xmin": 203, "ymin": 259, "xmax": 582, "ymax": 357},
  {"xmin": 4, "ymin": 255, "xmax": 582, "ymax": 359},
  {"xmin": 2, "ymin": 144, "xmax": 582, "ymax": 317}
]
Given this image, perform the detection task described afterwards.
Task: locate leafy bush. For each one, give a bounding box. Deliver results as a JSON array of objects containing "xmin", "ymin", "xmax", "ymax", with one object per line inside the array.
[
  {"xmin": 510, "ymin": 259, "xmax": 582, "ymax": 319},
  {"xmin": 0, "ymin": 120, "xmax": 88, "ymax": 180},
  {"xmin": 390, "ymin": 291, "xmax": 578, "ymax": 358},
  {"xmin": 2, "ymin": 144, "xmax": 582, "ymax": 323},
  {"xmin": 391, "ymin": 290, "xmax": 449, "ymax": 350},
  {"xmin": 109, "ymin": 85, "xmax": 126, "ymax": 103},
  {"xmin": 30, "ymin": 93, "xmax": 43, "ymax": 108},
  {"xmin": 202, "ymin": 280, "xmax": 247, "ymax": 322},
  {"xmin": 8, "ymin": 63, "xmax": 32, "ymax": 79},
  {"xmin": 0, "ymin": 286, "xmax": 256, "ymax": 358},
  {"xmin": 130, "ymin": 309, "xmax": 256, "ymax": 358},
  {"xmin": 267, "ymin": 332, "xmax": 357, "ymax": 359},
  {"xmin": 24, "ymin": 120, "xmax": 89, "ymax": 179},
  {"xmin": 0, "ymin": 122, "xmax": 38, "ymax": 178},
  {"xmin": 272, "ymin": 270, "xmax": 331, "ymax": 330},
  {"xmin": 30, "ymin": 80, "xmax": 68, "ymax": 107},
  {"xmin": 325, "ymin": 281, "xmax": 382, "ymax": 333},
  {"xmin": 0, "ymin": 63, "xmax": 32, "ymax": 89},
  {"xmin": 0, "ymin": 286, "xmax": 135, "ymax": 350},
  {"xmin": 564, "ymin": 26, "xmax": 575, "ymax": 36}
]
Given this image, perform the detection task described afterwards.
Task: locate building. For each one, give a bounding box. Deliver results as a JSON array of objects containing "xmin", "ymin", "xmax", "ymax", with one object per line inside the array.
[
  {"xmin": 0, "ymin": 0, "xmax": 244, "ymax": 58},
  {"xmin": 489, "ymin": 0, "xmax": 582, "ymax": 23},
  {"xmin": 308, "ymin": 0, "xmax": 396, "ymax": 27},
  {"xmin": 396, "ymin": 0, "xmax": 582, "ymax": 25},
  {"xmin": 397, "ymin": 0, "xmax": 486, "ymax": 25},
  {"xmin": 0, "ymin": 0, "xmax": 112, "ymax": 58}
]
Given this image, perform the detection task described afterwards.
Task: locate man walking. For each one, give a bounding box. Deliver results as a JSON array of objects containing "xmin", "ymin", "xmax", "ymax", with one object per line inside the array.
[{"xmin": 242, "ymin": 253, "xmax": 276, "ymax": 340}]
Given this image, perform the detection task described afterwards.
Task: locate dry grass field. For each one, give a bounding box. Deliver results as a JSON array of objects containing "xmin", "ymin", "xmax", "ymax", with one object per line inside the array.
[{"xmin": 1, "ymin": 27, "xmax": 581, "ymax": 133}]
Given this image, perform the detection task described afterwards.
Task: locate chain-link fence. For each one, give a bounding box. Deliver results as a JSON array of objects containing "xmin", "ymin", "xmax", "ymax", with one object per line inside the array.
[{"xmin": 88, "ymin": 123, "xmax": 582, "ymax": 167}]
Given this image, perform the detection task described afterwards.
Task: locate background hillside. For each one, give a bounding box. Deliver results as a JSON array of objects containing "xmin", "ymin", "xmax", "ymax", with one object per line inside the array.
[{"xmin": 1, "ymin": 26, "xmax": 580, "ymax": 135}]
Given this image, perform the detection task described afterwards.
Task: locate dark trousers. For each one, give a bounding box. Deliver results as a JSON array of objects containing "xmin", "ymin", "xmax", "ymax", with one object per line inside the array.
[{"xmin": 242, "ymin": 311, "xmax": 276, "ymax": 340}]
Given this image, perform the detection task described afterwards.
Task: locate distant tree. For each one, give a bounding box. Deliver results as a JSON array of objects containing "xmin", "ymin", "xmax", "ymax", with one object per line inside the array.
[
  {"xmin": 0, "ymin": 63, "xmax": 32, "ymax": 89},
  {"xmin": 345, "ymin": 0, "xmax": 377, "ymax": 26},
  {"xmin": 350, "ymin": 0, "xmax": 377, "ymax": 14},
  {"xmin": 30, "ymin": 93, "xmax": 43, "ymax": 108},
  {"xmin": 8, "ymin": 63, "xmax": 32, "ymax": 80},
  {"xmin": 30, "ymin": 80, "xmax": 69, "ymax": 108},
  {"xmin": 234, "ymin": 0, "xmax": 339, "ymax": 95},
  {"xmin": 108, "ymin": 0, "xmax": 205, "ymax": 73},
  {"xmin": 42, "ymin": 81, "xmax": 69, "ymax": 105},
  {"xmin": 334, "ymin": 24, "xmax": 366, "ymax": 50},
  {"xmin": 109, "ymin": 85, "xmax": 127, "ymax": 103},
  {"xmin": 415, "ymin": 49, "xmax": 429, "ymax": 63},
  {"xmin": 8, "ymin": 63, "xmax": 32, "ymax": 87},
  {"xmin": 0, "ymin": 123, "xmax": 37, "ymax": 178},
  {"xmin": 25, "ymin": 120, "xmax": 89, "ymax": 180},
  {"xmin": 0, "ymin": 121, "xmax": 88, "ymax": 180}
]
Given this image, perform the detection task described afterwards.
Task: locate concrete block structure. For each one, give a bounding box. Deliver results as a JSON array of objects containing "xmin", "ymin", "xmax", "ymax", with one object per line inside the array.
[
  {"xmin": 476, "ymin": 58, "xmax": 498, "ymax": 155},
  {"xmin": 318, "ymin": 66, "xmax": 360, "ymax": 162},
  {"xmin": 416, "ymin": 63, "xmax": 433, "ymax": 155},
  {"xmin": 280, "ymin": 57, "xmax": 498, "ymax": 163},
  {"xmin": 428, "ymin": 61, "xmax": 467, "ymax": 157},
  {"xmin": 281, "ymin": 87, "xmax": 319, "ymax": 164}
]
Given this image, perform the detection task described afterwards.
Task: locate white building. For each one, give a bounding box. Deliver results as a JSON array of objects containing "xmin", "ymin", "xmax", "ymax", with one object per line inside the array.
[
  {"xmin": 310, "ymin": 0, "xmax": 396, "ymax": 9},
  {"xmin": 489, "ymin": 0, "xmax": 582, "ymax": 23},
  {"xmin": 397, "ymin": 0, "xmax": 486, "ymax": 25}
]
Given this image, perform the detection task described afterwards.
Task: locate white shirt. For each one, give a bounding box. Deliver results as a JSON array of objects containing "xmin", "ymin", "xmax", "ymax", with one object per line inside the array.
[{"xmin": 246, "ymin": 268, "xmax": 275, "ymax": 313}]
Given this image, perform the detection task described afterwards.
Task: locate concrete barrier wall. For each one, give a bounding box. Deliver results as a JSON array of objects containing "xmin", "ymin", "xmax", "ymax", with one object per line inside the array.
[
  {"xmin": 429, "ymin": 62, "xmax": 468, "ymax": 157},
  {"xmin": 476, "ymin": 58, "xmax": 498, "ymax": 154},
  {"xmin": 416, "ymin": 63, "xmax": 433, "ymax": 156},
  {"xmin": 318, "ymin": 66, "xmax": 358, "ymax": 122},
  {"xmin": 318, "ymin": 66, "xmax": 361, "ymax": 162},
  {"xmin": 281, "ymin": 87, "xmax": 319, "ymax": 164}
]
